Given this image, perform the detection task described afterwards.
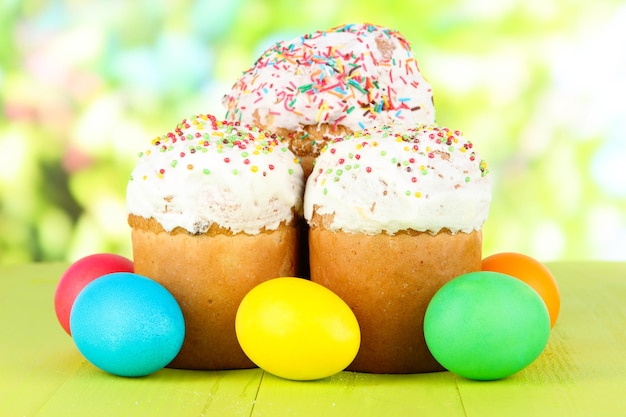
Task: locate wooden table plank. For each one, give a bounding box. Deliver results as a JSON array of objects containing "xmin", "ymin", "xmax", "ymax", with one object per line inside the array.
[
  {"xmin": 0, "ymin": 263, "xmax": 262, "ymax": 417},
  {"xmin": 0, "ymin": 263, "xmax": 81, "ymax": 417},
  {"xmin": 35, "ymin": 366, "xmax": 262, "ymax": 417},
  {"xmin": 251, "ymin": 370, "xmax": 465, "ymax": 417},
  {"xmin": 1, "ymin": 262, "xmax": 625, "ymax": 417},
  {"xmin": 456, "ymin": 262, "xmax": 626, "ymax": 417}
]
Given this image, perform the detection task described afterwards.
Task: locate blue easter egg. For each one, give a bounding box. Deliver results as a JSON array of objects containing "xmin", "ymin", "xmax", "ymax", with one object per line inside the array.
[{"xmin": 70, "ymin": 272, "xmax": 185, "ymax": 377}]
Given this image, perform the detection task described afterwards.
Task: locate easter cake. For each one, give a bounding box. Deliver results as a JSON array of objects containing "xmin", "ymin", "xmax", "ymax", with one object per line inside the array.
[
  {"xmin": 222, "ymin": 22, "xmax": 436, "ymax": 178},
  {"xmin": 126, "ymin": 114, "xmax": 304, "ymax": 369},
  {"xmin": 304, "ymin": 124, "xmax": 491, "ymax": 373}
]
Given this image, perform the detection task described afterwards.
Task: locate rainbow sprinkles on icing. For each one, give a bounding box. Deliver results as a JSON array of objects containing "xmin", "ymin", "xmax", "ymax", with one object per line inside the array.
[
  {"xmin": 304, "ymin": 125, "xmax": 491, "ymax": 235},
  {"xmin": 223, "ymin": 23, "xmax": 436, "ymax": 133},
  {"xmin": 126, "ymin": 114, "xmax": 304, "ymax": 235}
]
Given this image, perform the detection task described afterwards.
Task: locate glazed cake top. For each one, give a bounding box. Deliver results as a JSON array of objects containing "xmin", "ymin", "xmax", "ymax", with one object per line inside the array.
[
  {"xmin": 304, "ymin": 124, "xmax": 492, "ymax": 235},
  {"xmin": 223, "ymin": 23, "xmax": 435, "ymax": 133},
  {"xmin": 126, "ymin": 114, "xmax": 304, "ymax": 235}
]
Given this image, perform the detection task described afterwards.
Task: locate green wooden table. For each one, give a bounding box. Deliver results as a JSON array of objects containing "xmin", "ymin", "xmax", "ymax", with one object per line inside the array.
[{"xmin": 1, "ymin": 262, "xmax": 625, "ymax": 416}]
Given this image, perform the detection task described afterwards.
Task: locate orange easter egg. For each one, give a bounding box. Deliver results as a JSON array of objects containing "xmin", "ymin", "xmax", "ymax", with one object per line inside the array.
[{"xmin": 482, "ymin": 252, "xmax": 560, "ymax": 328}]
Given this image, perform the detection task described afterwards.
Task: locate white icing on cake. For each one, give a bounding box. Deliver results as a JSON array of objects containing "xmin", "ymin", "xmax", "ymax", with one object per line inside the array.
[
  {"xmin": 126, "ymin": 114, "xmax": 304, "ymax": 235},
  {"xmin": 222, "ymin": 23, "xmax": 435, "ymax": 133},
  {"xmin": 304, "ymin": 125, "xmax": 491, "ymax": 235}
]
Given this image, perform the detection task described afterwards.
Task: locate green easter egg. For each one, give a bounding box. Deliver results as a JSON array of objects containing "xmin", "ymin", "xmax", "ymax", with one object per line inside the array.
[{"xmin": 424, "ymin": 271, "xmax": 551, "ymax": 380}]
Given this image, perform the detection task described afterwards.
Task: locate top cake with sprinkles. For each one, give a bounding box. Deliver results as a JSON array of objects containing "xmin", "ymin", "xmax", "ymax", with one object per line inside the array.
[{"xmin": 222, "ymin": 22, "xmax": 435, "ymax": 145}]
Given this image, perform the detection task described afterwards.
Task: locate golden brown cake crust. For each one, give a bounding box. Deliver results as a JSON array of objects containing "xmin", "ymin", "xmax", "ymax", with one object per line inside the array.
[
  {"xmin": 309, "ymin": 227, "xmax": 482, "ymax": 373},
  {"xmin": 271, "ymin": 124, "xmax": 353, "ymax": 179},
  {"xmin": 130, "ymin": 216, "xmax": 300, "ymax": 369}
]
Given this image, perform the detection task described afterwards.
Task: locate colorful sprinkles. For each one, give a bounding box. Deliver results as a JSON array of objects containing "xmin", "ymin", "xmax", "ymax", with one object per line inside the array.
[
  {"xmin": 313, "ymin": 124, "xmax": 489, "ymax": 199},
  {"xmin": 223, "ymin": 22, "xmax": 435, "ymax": 131},
  {"xmin": 130, "ymin": 114, "xmax": 300, "ymax": 181}
]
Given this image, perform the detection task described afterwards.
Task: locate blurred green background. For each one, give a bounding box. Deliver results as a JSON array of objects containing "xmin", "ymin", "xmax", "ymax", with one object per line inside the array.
[{"xmin": 1, "ymin": 0, "xmax": 625, "ymax": 265}]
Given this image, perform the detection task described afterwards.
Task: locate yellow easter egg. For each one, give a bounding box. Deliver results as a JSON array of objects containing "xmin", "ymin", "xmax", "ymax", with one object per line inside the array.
[{"xmin": 235, "ymin": 277, "xmax": 360, "ymax": 380}]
